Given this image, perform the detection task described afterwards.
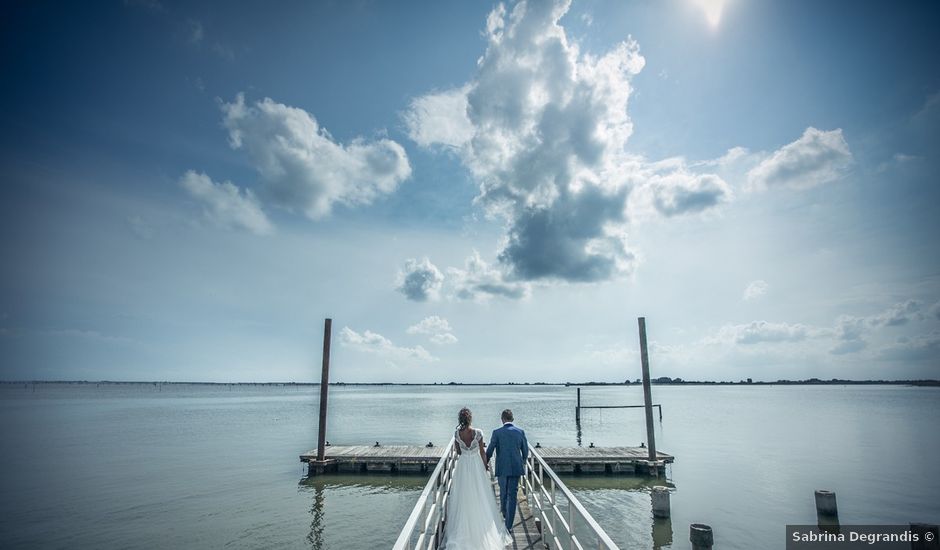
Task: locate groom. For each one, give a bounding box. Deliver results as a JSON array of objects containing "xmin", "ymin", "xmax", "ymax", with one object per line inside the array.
[{"xmin": 486, "ymin": 409, "xmax": 529, "ymax": 532}]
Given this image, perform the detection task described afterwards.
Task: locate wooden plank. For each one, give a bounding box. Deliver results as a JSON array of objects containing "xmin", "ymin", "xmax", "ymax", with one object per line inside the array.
[{"xmin": 496, "ymin": 481, "xmax": 545, "ymax": 549}]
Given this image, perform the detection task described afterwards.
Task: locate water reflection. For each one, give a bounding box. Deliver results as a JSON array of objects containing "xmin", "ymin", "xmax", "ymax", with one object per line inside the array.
[
  {"xmin": 563, "ymin": 476, "xmax": 674, "ymax": 491},
  {"xmin": 298, "ymin": 474, "xmax": 428, "ymax": 550},
  {"xmin": 307, "ymin": 482, "xmax": 324, "ymax": 549},
  {"xmin": 651, "ymin": 517, "xmax": 673, "ymax": 550}
]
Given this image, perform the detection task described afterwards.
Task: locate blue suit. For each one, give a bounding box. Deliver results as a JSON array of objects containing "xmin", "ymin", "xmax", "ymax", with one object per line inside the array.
[{"xmin": 486, "ymin": 422, "xmax": 528, "ymax": 531}]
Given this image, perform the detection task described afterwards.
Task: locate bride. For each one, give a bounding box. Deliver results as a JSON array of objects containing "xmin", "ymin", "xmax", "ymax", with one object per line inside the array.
[{"xmin": 442, "ymin": 407, "xmax": 513, "ymax": 549}]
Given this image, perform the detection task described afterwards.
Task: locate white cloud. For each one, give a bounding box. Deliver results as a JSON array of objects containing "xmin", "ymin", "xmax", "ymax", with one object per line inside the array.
[
  {"xmin": 179, "ymin": 171, "xmax": 273, "ymax": 235},
  {"xmin": 709, "ymin": 146, "xmax": 750, "ymax": 168},
  {"xmin": 407, "ymin": 316, "xmax": 458, "ymax": 345},
  {"xmin": 644, "ymin": 170, "xmax": 731, "ymax": 217},
  {"xmin": 406, "ymin": 0, "xmax": 651, "ymax": 284},
  {"xmin": 586, "ymin": 344, "xmax": 635, "ymax": 366},
  {"xmin": 221, "ymin": 94, "xmax": 411, "ymax": 220},
  {"xmin": 706, "ymin": 321, "xmax": 828, "ymax": 345},
  {"xmin": 877, "ymin": 332, "xmax": 940, "ymax": 362},
  {"xmin": 448, "ymin": 250, "xmax": 531, "ymax": 301},
  {"xmin": 706, "ymin": 300, "xmax": 931, "ymax": 356},
  {"xmin": 876, "ymin": 153, "xmax": 922, "ymax": 173},
  {"xmin": 396, "ymin": 258, "xmax": 444, "ymax": 302},
  {"xmin": 892, "ymin": 153, "xmax": 920, "ymax": 163},
  {"xmin": 624, "ymin": 156, "xmax": 732, "ymax": 220},
  {"xmin": 403, "ymin": 86, "xmax": 474, "ymax": 149},
  {"xmin": 746, "ymin": 127, "xmax": 852, "ymax": 190},
  {"xmin": 867, "ymin": 299, "xmax": 922, "ymax": 327},
  {"xmin": 829, "ymin": 338, "xmax": 867, "ymax": 355},
  {"xmin": 743, "ymin": 280, "xmax": 768, "ymax": 301},
  {"xmin": 339, "ymin": 327, "xmax": 437, "ymax": 362}
]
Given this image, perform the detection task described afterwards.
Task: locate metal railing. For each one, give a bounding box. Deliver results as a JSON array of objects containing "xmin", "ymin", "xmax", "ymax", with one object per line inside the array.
[
  {"xmin": 523, "ymin": 444, "xmax": 620, "ymax": 550},
  {"xmin": 392, "ymin": 443, "xmax": 458, "ymax": 550},
  {"xmin": 394, "ymin": 443, "xmax": 619, "ymax": 550}
]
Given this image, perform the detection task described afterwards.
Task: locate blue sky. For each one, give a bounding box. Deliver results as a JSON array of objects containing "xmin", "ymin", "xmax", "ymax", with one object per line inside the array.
[{"xmin": 1, "ymin": 0, "xmax": 938, "ymax": 382}]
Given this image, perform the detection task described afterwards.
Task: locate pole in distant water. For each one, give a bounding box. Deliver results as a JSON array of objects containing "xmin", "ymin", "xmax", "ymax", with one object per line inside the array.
[
  {"xmin": 576, "ymin": 387, "xmax": 581, "ymax": 422},
  {"xmin": 316, "ymin": 318, "xmax": 333, "ymax": 462},
  {"xmin": 638, "ymin": 317, "xmax": 657, "ymax": 462}
]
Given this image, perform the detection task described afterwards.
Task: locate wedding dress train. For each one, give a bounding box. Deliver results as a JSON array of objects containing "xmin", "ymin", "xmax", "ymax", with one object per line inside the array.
[{"xmin": 442, "ymin": 428, "xmax": 512, "ymax": 549}]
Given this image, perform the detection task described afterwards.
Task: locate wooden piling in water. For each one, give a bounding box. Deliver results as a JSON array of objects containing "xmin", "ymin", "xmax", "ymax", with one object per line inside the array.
[
  {"xmin": 316, "ymin": 318, "xmax": 332, "ymax": 462},
  {"xmin": 638, "ymin": 317, "xmax": 657, "ymax": 462},
  {"xmin": 651, "ymin": 486, "xmax": 670, "ymax": 518},
  {"xmin": 814, "ymin": 489, "xmax": 838, "ymax": 517},
  {"xmin": 690, "ymin": 523, "xmax": 714, "ymax": 550}
]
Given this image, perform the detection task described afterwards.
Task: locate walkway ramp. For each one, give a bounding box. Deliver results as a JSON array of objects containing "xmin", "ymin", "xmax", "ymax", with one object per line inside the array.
[{"xmin": 391, "ymin": 444, "xmax": 620, "ymax": 550}]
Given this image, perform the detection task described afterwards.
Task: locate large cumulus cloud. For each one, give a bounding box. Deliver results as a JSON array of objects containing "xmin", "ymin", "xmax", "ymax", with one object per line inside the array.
[{"xmin": 405, "ymin": 0, "xmax": 729, "ymax": 286}]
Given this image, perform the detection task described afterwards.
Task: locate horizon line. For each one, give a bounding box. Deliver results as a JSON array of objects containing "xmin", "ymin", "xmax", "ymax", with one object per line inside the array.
[{"xmin": 3, "ymin": 379, "xmax": 939, "ymax": 386}]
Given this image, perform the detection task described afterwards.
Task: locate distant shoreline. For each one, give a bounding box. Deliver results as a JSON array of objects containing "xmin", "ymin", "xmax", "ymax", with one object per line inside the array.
[{"xmin": 2, "ymin": 379, "xmax": 938, "ymax": 387}]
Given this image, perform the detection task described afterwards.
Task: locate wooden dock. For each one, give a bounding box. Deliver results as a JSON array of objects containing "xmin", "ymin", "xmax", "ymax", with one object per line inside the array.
[
  {"xmin": 301, "ymin": 445, "xmax": 673, "ymax": 476},
  {"xmin": 535, "ymin": 446, "xmax": 673, "ymax": 475},
  {"xmin": 302, "ymin": 445, "xmax": 445, "ymax": 474}
]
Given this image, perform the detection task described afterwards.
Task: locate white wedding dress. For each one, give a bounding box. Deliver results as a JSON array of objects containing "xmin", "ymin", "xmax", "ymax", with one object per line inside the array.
[{"xmin": 442, "ymin": 428, "xmax": 513, "ymax": 549}]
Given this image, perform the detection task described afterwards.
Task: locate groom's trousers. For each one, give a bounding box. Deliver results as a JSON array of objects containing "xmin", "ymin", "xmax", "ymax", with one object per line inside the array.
[{"xmin": 497, "ymin": 475, "xmax": 519, "ymax": 531}]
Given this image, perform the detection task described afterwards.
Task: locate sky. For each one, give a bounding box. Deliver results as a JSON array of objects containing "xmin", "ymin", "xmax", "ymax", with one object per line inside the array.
[{"xmin": 1, "ymin": 0, "xmax": 939, "ymax": 383}]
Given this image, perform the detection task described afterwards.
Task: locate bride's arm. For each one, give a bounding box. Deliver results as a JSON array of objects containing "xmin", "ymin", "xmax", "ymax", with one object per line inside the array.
[{"xmin": 477, "ymin": 432, "xmax": 488, "ymax": 468}]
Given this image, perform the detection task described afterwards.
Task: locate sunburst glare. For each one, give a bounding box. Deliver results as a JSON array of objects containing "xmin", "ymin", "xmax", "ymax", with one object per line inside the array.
[{"xmin": 690, "ymin": 0, "xmax": 728, "ymax": 28}]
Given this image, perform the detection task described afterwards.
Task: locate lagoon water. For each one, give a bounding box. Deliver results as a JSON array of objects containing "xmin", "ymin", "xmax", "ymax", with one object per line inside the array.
[{"xmin": 1, "ymin": 383, "xmax": 937, "ymax": 549}]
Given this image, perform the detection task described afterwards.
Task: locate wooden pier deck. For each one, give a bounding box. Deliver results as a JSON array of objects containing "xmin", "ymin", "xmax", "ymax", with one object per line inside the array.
[
  {"xmin": 301, "ymin": 445, "xmax": 673, "ymax": 476},
  {"xmin": 536, "ymin": 446, "xmax": 674, "ymax": 475}
]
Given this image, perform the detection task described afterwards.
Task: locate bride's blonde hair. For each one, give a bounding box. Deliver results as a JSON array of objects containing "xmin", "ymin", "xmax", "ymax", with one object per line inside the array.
[{"xmin": 457, "ymin": 407, "xmax": 472, "ymax": 430}]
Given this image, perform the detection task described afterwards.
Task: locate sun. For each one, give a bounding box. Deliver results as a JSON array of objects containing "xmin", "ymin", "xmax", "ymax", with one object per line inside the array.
[{"xmin": 690, "ymin": 0, "xmax": 728, "ymax": 28}]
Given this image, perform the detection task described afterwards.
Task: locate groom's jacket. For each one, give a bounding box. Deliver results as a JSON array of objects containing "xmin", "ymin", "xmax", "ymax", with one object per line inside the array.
[{"xmin": 486, "ymin": 422, "xmax": 528, "ymax": 477}]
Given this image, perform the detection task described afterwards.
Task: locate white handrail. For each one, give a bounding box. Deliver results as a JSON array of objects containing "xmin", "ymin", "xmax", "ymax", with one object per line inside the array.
[
  {"xmin": 524, "ymin": 445, "xmax": 620, "ymax": 550},
  {"xmin": 392, "ymin": 443, "xmax": 458, "ymax": 550},
  {"xmin": 394, "ymin": 443, "xmax": 619, "ymax": 550}
]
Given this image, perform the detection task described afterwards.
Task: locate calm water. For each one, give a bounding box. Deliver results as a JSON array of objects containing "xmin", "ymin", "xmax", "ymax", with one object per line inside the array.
[{"xmin": 0, "ymin": 383, "xmax": 937, "ymax": 549}]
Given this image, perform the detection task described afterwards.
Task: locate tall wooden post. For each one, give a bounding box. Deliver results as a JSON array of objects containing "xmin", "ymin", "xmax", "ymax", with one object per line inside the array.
[
  {"xmin": 638, "ymin": 317, "xmax": 657, "ymax": 461},
  {"xmin": 316, "ymin": 318, "xmax": 332, "ymax": 462},
  {"xmin": 576, "ymin": 387, "xmax": 581, "ymax": 422}
]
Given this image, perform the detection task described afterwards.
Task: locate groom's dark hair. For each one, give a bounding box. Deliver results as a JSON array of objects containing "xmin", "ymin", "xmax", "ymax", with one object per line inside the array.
[{"xmin": 501, "ymin": 409, "xmax": 513, "ymax": 422}]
